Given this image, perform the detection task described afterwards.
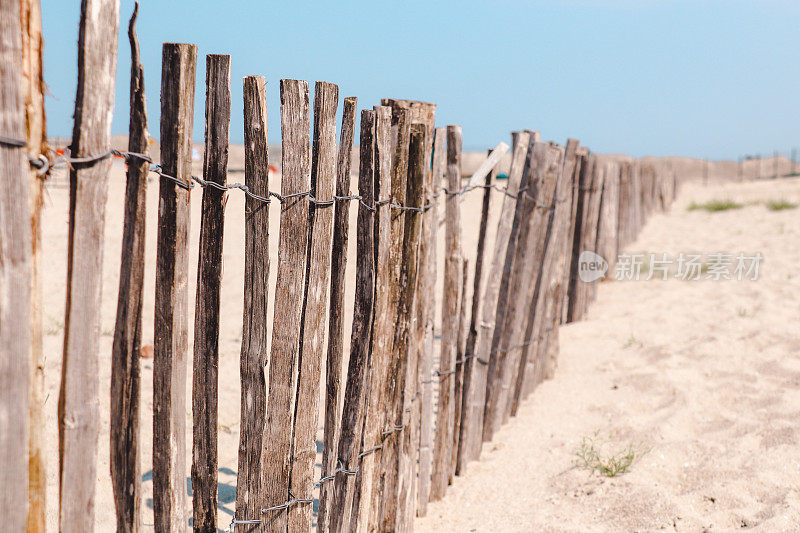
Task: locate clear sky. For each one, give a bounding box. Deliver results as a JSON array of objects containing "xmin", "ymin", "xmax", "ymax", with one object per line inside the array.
[{"xmin": 41, "ymin": 0, "xmax": 800, "ymax": 159}]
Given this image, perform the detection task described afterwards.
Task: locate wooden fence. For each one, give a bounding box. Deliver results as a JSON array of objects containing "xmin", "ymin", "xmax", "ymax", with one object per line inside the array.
[{"xmin": 0, "ymin": 3, "xmax": 679, "ymax": 532}]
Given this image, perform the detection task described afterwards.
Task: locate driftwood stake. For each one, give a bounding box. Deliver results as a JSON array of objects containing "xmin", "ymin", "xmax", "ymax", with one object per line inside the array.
[
  {"xmin": 191, "ymin": 53, "xmax": 230, "ymax": 533},
  {"xmin": 262, "ymin": 79, "xmax": 311, "ymax": 531},
  {"xmin": 235, "ymin": 75, "xmax": 270, "ymax": 532},
  {"xmin": 110, "ymin": 5, "xmax": 148, "ymax": 532},
  {"xmin": 153, "ymin": 41, "xmax": 196, "ymax": 533},
  {"xmin": 319, "ymin": 95, "xmax": 357, "ymax": 533},
  {"xmin": 0, "ymin": 1, "xmax": 33, "ymax": 530},
  {"xmin": 288, "ymin": 80, "xmax": 339, "ymax": 532},
  {"xmin": 431, "ymin": 125, "xmax": 463, "ymax": 500},
  {"xmin": 58, "ymin": 1, "xmax": 120, "ymax": 530},
  {"xmin": 329, "ymin": 109, "xmax": 376, "ymax": 533}
]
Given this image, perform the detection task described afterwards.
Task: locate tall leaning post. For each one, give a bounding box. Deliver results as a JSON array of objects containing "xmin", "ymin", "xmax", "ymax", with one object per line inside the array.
[
  {"xmin": 328, "ymin": 109, "xmax": 377, "ymax": 533},
  {"xmin": 153, "ymin": 42, "xmax": 196, "ymax": 533},
  {"xmin": 235, "ymin": 75, "xmax": 270, "ymax": 532},
  {"xmin": 58, "ymin": 1, "xmax": 120, "ymax": 530},
  {"xmin": 319, "ymin": 95, "xmax": 357, "ymax": 533},
  {"xmin": 0, "ymin": 1, "xmax": 33, "ymax": 530},
  {"xmin": 192, "ymin": 53, "xmax": 230, "ymax": 533},
  {"xmin": 431, "ymin": 124, "xmax": 463, "ymax": 501},
  {"xmin": 110, "ymin": 4, "xmax": 148, "ymax": 532},
  {"xmin": 261, "ymin": 79, "xmax": 311, "ymax": 532},
  {"xmin": 287, "ymin": 80, "xmax": 339, "ymax": 532}
]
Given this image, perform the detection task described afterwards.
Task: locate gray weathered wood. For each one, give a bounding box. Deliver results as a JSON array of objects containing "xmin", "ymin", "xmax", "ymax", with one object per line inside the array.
[
  {"xmin": 319, "ymin": 95, "xmax": 357, "ymax": 533},
  {"xmin": 431, "ymin": 125, "xmax": 463, "ymax": 500},
  {"xmin": 192, "ymin": 53, "xmax": 230, "ymax": 533},
  {"xmin": 262, "ymin": 79, "xmax": 311, "ymax": 532},
  {"xmin": 459, "ymin": 131, "xmax": 529, "ymax": 466},
  {"xmin": 369, "ymin": 103, "xmax": 410, "ymax": 529},
  {"xmin": 58, "ymin": 1, "xmax": 120, "ymax": 530},
  {"xmin": 0, "ymin": 1, "xmax": 33, "ymax": 530},
  {"xmin": 19, "ymin": 0, "xmax": 47, "ymax": 529},
  {"xmin": 455, "ymin": 152, "xmax": 494, "ymax": 475},
  {"xmin": 288, "ymin": 80, "xmax": 339, "ymax": 532},
  {"xmin": 482, "ymin": 134, "xmax": 538, "ymax": 442},
  {"xmin": 153, "ymin": 41, "xmax": 196, "ymax": 533},
  {"xmin": 235, "ymin": 75, "xmax": 270, "ymax": 532},
  {"xmin": 354, "ymin": 104, "xmax": 392, "ymax": 529},
  {"xmin": 418, "ymin": 126, "xmax": 446, "ymax": 507},
  {"xmin": 559, "ymin": 139, "xmax": 581, "ymax": 324},
  {"xmin": 382, "ymin": 123, "xmax": 426, "ymax": 530},
  {"xmin": 509, "ymin": 144, "xmax": 566, "ymax": 409},
  {"xmin": 110, "ymin": 5, "xmax": 147, "ymax": 531},
  {"xmin": 450, "ymin": 257, "xmax": 469, "ymax": 477},
  {"xmin": 329, "ymin": 109, "xmax": 376, "ymax": 533},
  {"xmin": 394, "ymin": 101, "xmax": 436, "ymax": 529}
]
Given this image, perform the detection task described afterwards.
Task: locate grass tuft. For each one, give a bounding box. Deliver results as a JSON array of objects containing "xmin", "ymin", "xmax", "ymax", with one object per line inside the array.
[
  {"xmin": 573, "ymin": 432, "xmax": 647, "ymax": 477},
  {"xmin": 688, "ymin": 200, "xmax": 743, "ymax": 212},
  {"xmin": 765, "ymin": 200, "xmax": 798, "ymax": 211}
]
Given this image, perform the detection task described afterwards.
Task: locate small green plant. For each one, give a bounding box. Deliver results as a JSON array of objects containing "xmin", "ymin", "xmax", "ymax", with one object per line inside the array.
[
  {"xmin": 765, "ymin": 200, "xmax": 797, "ymax": 211},
  {"xmin": 573, "ymin": 432, "xmax": 647, "ymax": 477},
  {"xmin": 623, "ymin": 333, "xmax": 641, "ymax": 348},
  {"xmin": 688, "ymin": 200, "xmax": 743, "ymax": 212}
]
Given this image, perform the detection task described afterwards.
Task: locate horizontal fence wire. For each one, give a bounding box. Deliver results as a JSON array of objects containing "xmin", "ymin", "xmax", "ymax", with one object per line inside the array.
[
  {"xmin": 3, "ymin": 134, "xmax": 541, "ymax": 530},
  {"xmin": 0, "ymin": 138, "xmax": 533, "ymax": 210}
]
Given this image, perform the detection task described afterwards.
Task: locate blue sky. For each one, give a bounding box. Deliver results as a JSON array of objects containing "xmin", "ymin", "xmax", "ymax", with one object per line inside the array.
[{"xmin": 42, "ymin": 0, "xmax": 800, "ymax": 159}]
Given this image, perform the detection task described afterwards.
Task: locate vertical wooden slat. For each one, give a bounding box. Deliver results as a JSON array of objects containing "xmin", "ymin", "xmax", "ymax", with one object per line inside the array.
[
  {"xmin": 329, "ymin": 109, "xmax": 376, "ymax": 533},
  {"xmin": 0, "ymin": 1, "xmax": 32, "ymax": 530},
  {"xmin": 383, "ymin": 123, "xmax": 427, "ymax": 530},
  {"xmin": 235, "ymin": 75, "xmax": 270, "ymax": 532},
  {"xmin": 19, "ymin": 0, "xmax": 47, "ymax": 529},
  {"xmin": 393, "ymin": 101, "xmax": 436, "ymax": 528},
  {"xmin": 431, "ymin": 125, "xmax": 463, "ymax": 500},
  {"xmin": 153, "ymin": 41, "xmax": 196, "ymax": 533},
  {"xmin": 262, "ymin": 79, "xmax": 311, "ymax": 531},
  {"xmin": 287, "ymin": 80, "xmax": 339, "ymax": 532},
  {"xmin": 417, "ymin": 126, "xmax": 446, "ymax": 508},
  {"xmin": 509, "ymin": 144, "xmax": 566, "ymax": 406},
  {"xmin": 566, "ymin": 152, "xmax": 591, "ymax": 322},
  {"xmin": 459, "ymin": 131, "xmax": 530, "ymax": 466},
  {"xmin": 559, "ymin": 140, "xmax": 581, "ymax": 324},
  {"xmin": 191, "ymin": 53, "xmax": 230, "ymax": 533},
  {"xmin": 482, "ymin": 135, "xmax": 540, "ymax": 442},
  {"xmin": 450, "ymin": 257, "xmax": 469, "ymax": 477},
  {"xmin": 319, "ymin": 95, "xmax": 357, "ymax": 533},
  {"xmin": 110, "ymin": 5, "xmax": 148, "ymax": 532},
  {"xmin": 58, "ymin": 1, "xmax": 120, "ymax": 531},
  {"xmin": 455, "ymin": 154, "xmax": 494, "ymax": 475},
  {"xmin": 368, "ymin": 104, "xmax": 410, "ymax": 530},
  {"xmin": 354, "ymin": 104, "xmax": 392, "ymax": 528}
]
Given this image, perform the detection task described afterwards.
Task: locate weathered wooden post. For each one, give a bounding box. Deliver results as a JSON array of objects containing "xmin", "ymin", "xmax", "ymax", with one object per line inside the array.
[
  {"xmin": 355, "ymin": 104, "xmax": 392, "ymax": 529},
  {"xmin": 287, "ymin": 81, "xmax": 339, "ymax": 532},
  {"xmin": 153, "ymin": 41, "xmax": 196, "ymax": 533},
  {"xmin": 18, "ymin": 0, "xmax": 48, "ymax": 529},
  {"xmin": 58, "ymin": 1, "xmax": 120, "ymax": 530},
  {"xmin": 431, "ymin": 125, "xmax": 463, "ymax": 500},
  {"xmin": 0, "ymin": 2, "xmax": 34, "ymax": 530},
  {"xmin": 110, "ymin": 5, "xmax": 148, "ymax": 532},
  {"xmin": 262, "ymin": 79, "xmax": 311, "ymax": 531},
  {"xmin": 328, "ymin": 109, "xmax": 376, "ymax": 533},
  {"xmin": 318, "ymin": 95, "xmax": 357, "ymax": 533},
  {"xmin": 371, "ymin": 103, "xmax": 411, "ymax": 529},
  {"xmin": 235, "ymin": 75, "xmax": 270, "ymax": 532},
  {"xmin": 456, "ymin": 148, "xmax": 495, "ymax": 476},
  {"xmin": 418, "ymin": 127, "xmax": 446, "ymax": 505},
  {"xmin": 459, "ymin": 131, "xmax": 530, "ymax": 467},
  {"xmin": 192, "ymin": 53, "xmax": 230, "ymax": 533}
]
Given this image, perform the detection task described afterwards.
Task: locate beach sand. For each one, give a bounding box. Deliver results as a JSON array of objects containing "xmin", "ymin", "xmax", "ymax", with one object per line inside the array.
[{"xmin": 37, "ymin": 152, "xmax": 800, "ymax": 530}]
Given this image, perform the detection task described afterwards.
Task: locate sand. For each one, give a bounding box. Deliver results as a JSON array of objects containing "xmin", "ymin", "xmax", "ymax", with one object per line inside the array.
[
  {"xmin": 415, "ymin": 177, "xmax": 800, "ymax": 532},
  {"xmin": 37, "ymin": 153, "xmax": 800, "ymax": 530}
]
